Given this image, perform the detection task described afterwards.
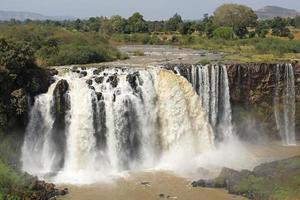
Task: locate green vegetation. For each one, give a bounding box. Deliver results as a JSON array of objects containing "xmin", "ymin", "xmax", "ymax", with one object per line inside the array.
[
  {"xmin": 0, "ymin": 24, "xmax": 124, "ymax": 66},
  {"xmin": 213, "ymin": 4, "xmax": 257, "ymax": 38},
  {"xmin": 0, "ymin": 131, "xmax": 33, "ymax": 200},
  {"xmin": 194, "ymin": 157, "xmax": 300, "ymax": 200},
  {"xmin": 1, "ymin": 3, "xmax": 300, "ymax": 63},
  {"xmin": 0, "ymin": 160, "xmax": 31, "ymax": 200},
  {"xmin": 234, "ymin": 157, "xmax": 300, "ymax": 200}
]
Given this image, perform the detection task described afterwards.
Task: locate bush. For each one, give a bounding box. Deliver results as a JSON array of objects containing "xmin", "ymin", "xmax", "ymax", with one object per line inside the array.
[
  {"xmin": 212, "ymin": 27, "xmax": 234, "ymax": 39},
  {"xmin": 0, "ymin": 39, "xmax": 36, "ymax": 73},
  {"xmin": 0, "ymin": 24, "xmax": 122, "ymax": 66},
  {"xmin": 47, "ymin": 45, "xmax": 109, "ymax": 66}
]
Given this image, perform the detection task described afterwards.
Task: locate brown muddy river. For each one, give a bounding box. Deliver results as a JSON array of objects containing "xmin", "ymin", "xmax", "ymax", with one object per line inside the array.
[{"xmin": 58, "ymin": 142, "xmax": 300, "ymax": 200}]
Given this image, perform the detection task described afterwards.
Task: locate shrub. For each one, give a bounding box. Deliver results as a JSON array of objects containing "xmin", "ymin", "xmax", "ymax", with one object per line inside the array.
[
  {"xmin": 0, "ymin": 39, "xmax": 36, "ymax": 73},
  {"xmin": 47, "ymin": 45, "xmax": 109, "ymax": 66},
  {"xmin": 212, "ymin": 27, "xmax": 234, "ymax": 39}
]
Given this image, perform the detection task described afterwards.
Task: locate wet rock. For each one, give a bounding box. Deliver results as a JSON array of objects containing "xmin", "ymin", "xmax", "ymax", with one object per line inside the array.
[
  {"xmin": 126, "ymin": 72, "xmax": 139, "ymax": 91},
  {"xmin": 96, "ymin": 92, "xmax": 103, "ymax": 101},
  {"xmin": 80, "ymin": 71, "xmax": 87, "ymax": 77},
  {"xmin": 95, "ymin": 76, "xmax": 104, "ymax": 84},
  {"xmin": 89, "ymin": 86, "xmax": 95, "ymax": 90},
  {"xmin": 141, "ymin": 181, "xmax": 151, "ymax": 186},
  {"xmin": 28, "ymin": 177, "xmax": 69, "ymax": 200},
  {"xmin": 52, "ymin": 79, "xmax": 69, "ymax": 170},
  {"xmin": 93, "ymin": 69, "xmax": 103, "ymax": 75},
  {"xmin": 86, "ymin": 79, "xmax": 93, "ymax": 85},
  {"xmin": 192, "ymin": 167, "xmax": 252, "ymax": 193},
  {"xmin": 81, "ymin": 66, "xmax": 87, "ymax": 70},
  {"xmin": 107, "ymin": 74, "xmax": 119, "ymax": 88},
  {"xmin": 49, "ymin": 69, "xmax": 59, "ymax": 76}
]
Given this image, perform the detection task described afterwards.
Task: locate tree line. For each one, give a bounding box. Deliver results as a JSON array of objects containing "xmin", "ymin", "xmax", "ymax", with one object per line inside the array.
[{"xmin": 2, "ymin": 4, "xmax": 300, "ymax": 40}]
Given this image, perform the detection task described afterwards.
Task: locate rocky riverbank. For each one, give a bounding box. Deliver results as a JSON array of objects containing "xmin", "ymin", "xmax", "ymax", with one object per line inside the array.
[{"xmin": 192, "ymin": 156, "xmax": 300, "ymax": 200}]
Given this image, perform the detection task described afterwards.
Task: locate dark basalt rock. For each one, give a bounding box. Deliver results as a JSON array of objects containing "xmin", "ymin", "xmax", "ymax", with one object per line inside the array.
[
  {"xmin": 95, "ymin": 76, "xmax": 104, "ymax": 84},
  {"xmin": 51, "ymin": 79, "xmax": 69, "ymax": 170},
  {"xmin": 80, "ymin": 71, "xmax": 87, "ymax": 77},
  {"xmin": 126, "ymin": 72, "xmax": 139, "ymax": 91},
  {"xmin": 86, "ymin": 79, "xmax": 93, "ymax": 85},
  {"xmin": 49, "ymin": 69, "xmax": 59, "ymax": 76},
  {"xmin": 95, "ymin": 92, "xmax": 103, "ymax": 101},
  {"xmin": 93, "ymin": 69, "xmax": 103, "ymax": 75},
  {"xmin": 107, "ymin": 74, "xmax": 119, "ymax": 88}
]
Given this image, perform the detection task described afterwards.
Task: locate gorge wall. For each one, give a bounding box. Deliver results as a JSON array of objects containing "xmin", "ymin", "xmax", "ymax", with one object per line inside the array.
[
  {"xmin": 164, "ymin": 63, "xmax": 300, "ymax": 142},
  {"xmin": 227, "ymin": 63, "xmax": 300, "ymax": 142}
]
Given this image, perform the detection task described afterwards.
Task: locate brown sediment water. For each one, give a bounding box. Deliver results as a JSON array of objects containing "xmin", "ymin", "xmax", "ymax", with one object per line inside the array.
[
  {"xmin": 58, "ymin": 142, "xmax": 300, "ymax": 200},
  {"xmin": 58, "ymin": 171, "xmax": 245, "ymax": 200}
]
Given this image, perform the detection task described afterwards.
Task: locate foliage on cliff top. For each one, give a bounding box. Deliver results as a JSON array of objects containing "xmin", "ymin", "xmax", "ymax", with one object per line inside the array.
[{"xmin": 0, "ymin": 24, "xmax": 124, "ymax": 66}]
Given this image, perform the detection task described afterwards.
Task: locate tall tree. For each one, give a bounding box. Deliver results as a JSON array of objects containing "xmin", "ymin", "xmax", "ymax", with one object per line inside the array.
[
  {"xmin": 213, "ymin": 4, "xmax": 257, "ymax": 38},
  {"xmin": 165, "ymin": 13, "xmax": 183, "ymax": 32},
  {"xmin": 127, "ymin": 12, "xmax": 148, "ymax": 33},
  {"xmin": 110, "ymin": 15, "xmax": 127, "ymax": 33}
]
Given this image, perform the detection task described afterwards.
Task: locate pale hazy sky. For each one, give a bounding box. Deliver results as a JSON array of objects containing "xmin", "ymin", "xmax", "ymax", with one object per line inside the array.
[{"xmin": 1, "ymin": 0, "xmax": 299, "ymax": 20}]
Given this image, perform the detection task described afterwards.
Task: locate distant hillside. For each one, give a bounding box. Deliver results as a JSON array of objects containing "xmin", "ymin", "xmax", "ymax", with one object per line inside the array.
[
  {"xmin": 0, "ymin": 10, "xmax": 75, "ymax": 21},
  {"xmin": 255, "ymin": 6, "xmax": 300, "ymax": 19}
]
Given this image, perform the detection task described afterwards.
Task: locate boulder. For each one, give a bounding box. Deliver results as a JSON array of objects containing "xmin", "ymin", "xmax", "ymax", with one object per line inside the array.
[
  {"xmin": 86, "ymin": 79, "xmax": 93, "ymax": 85},
  {"xmin": 95, "ymin": 76, "xmax": 104, "ymax": 84},
  {"xmin": 107, "ymin": 74, "xmax": 119, "ymax": 88}
]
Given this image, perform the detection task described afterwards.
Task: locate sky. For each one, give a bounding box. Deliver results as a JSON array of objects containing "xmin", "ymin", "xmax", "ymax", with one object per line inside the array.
[{"xmin": 1, "ymin": 0, "xmax": 299, "ymax": 20}]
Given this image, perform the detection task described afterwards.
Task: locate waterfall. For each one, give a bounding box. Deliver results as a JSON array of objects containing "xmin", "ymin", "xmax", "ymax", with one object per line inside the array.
[
  {"xmin": 21, "ymin": 67, "xmax": 214, "ymax": 183},
  {"xmin": 274, "ymin": 64, "xmax": 296, "ymax": 146},
  {"xmin": 171, "ymin": 65, "xmax": 234, "ymax": 141}
]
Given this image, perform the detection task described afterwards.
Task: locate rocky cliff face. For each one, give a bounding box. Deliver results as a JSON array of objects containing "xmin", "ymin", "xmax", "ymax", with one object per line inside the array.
[
  {"xmin": 226, "ymin": 63, "xmax": 300, "ymax": 141},
  {"xmin": 163, "ymin": 63, "xmax": 300, "ymax": 142}
]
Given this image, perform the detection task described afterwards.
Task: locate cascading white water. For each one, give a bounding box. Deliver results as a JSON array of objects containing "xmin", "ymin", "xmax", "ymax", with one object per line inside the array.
[
  {"xmin": 173, "ymin": 65, "xmax": 234, "ymax": 140},
  {"xmin": 22, "ymin": 66, "xmax": 214, "ymax": 183},
  {"xmin": 22, "ymin": 82, "xmax": 62, "ymax": 174},
  {"xmin": 274, "ymin": 64, "xmax": 296, "ymax": 146}
]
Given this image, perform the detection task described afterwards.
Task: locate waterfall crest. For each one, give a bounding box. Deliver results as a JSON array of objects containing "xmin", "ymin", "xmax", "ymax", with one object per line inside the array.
[
  {"xmin": 21, "ymin": 67, "xmax": 214, "ymax": 183},
  {"xmin": 274, "ymin": 64, "xmax": 296, "ymax": 145}
]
